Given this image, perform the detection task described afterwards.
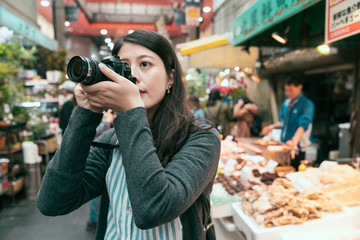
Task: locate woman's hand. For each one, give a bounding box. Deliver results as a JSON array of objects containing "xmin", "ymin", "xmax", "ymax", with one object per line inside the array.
[
  {"xmin": 237, "ymin": 99, "xmax": 244, "ymax": 107},
  {"xmin": 75, "ymin": 64, "xmax": 144, "ymax": 113},
  {"xmin": 74, "ymin": 83, "xmax": 103, "ymax": 113}
]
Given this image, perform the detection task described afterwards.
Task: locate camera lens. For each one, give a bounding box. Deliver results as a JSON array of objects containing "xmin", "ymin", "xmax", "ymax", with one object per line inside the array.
[
  {"xmin": 67, "ymin": 55, "xmax": 134, "ymax": 85},
  {"xmin": 67, "ymin": 56, "xmax": 87, "ymax": 82},
  {"xmin": 70, "ymin": 57, "xmax": 84, "ymax": 79},
  {"xmin": 67, "ymin": 56, "xmax": 102, "ymax": 85}
]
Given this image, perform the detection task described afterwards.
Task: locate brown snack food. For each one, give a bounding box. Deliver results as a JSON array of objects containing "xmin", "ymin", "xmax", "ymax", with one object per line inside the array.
[{"xmin": 252, "ymin": 169, "xmax": 261, "ymax": 177}]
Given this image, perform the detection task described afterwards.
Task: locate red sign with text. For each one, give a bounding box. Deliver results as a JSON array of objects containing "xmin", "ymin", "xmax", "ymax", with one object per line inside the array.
[{"xmin": 326, "ymin": 0, "xmax": 360, "ymax": 43}]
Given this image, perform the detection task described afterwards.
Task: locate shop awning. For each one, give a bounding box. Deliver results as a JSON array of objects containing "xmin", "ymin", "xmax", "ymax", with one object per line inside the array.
[
  {"xmin": 176, "ymin": 34, "xmax": 259, "ymax": 69},
  {"xmin": 0, "ymin": 7, "xmax": 58, "ymax": 51},
  {"xmin": 186, "ymin": 44, "xmax": 258, "ymax": 69},
  {"xmin": 177, "ymin": 35, "xmax": 228, "ymax": 56},
  {"xmin": 232, "ymin": 0, "xmax": 323, "ymax": 47}
]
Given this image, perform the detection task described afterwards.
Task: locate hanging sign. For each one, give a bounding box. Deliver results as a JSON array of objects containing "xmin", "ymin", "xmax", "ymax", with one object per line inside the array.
[
  {"xmin": 174, "ymin": 9, "xmax": 186, "ymax": 26},
  {"xmin": 185, "ymin": 0, "xmax": 201, "ymax": 7},
  {"xmin": 325, "ymin": 0, "xmax": 360, "ymax": 43},
  {"xmin": 186, "ymin": 6, "xmax": 200, "ymax": 27},
  {"xmin": 65, "ymin": 5, "xmax": 78, "ymax": 22}
]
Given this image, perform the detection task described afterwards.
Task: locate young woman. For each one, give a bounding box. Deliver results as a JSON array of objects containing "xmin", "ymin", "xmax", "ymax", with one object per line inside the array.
[
  {"xmin": 232, "ymin": 95, "xmax": 260, "ymax": 138},
  {"xmin": 205, "ymin": 89, "xmax": 232, "ymax": 138},
  {"xmin": 37, "ymin": 30, "xmax": 220, "ymax": 240}
]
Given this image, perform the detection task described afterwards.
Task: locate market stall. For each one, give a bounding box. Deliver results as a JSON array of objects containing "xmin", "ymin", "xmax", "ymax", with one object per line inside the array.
[{"xmin": 210, "ymin": 136, "xmax": 360, "ymax": 239}]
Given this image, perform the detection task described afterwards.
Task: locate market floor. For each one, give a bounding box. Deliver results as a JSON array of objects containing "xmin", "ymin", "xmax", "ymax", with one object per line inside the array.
[
  {"xmin": 0, "ymin": 194, "xmax": 246, "ymax": 240},
  {"xmin": 0, "ymin": 196, "xmax": 96, "ymax": 240}
]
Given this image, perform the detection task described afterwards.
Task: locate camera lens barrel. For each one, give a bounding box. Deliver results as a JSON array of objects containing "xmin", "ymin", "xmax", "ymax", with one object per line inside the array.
[
  {"xmin": 67, "ymin": 55, "xmax": 135, "ymax": 85},
  {"xmin": 67, "ymin": 56, "xmax": 102, "ymax": 85}
]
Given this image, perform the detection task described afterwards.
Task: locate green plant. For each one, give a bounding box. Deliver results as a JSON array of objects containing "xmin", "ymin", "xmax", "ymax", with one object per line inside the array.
[
  {"xmin": 186, "ymin": 68, "xmax": 207, "ymax": 99},
  {"xmin": 0, "ymin": 42, "xmax": 36, "ymax": 122},
  {"xmin": 0, "ymin": 62, "xmax": 19, "ymax": 84},
  {"xmin": 19, "ymin": 46, "xmax": 38, "ymax": 69},
  {"xmin": 0, "ymin": 42, "xmax": 37, "ymax": 68},
  {"xmin": 45, "ymin": 48, "xmax": 68, "ymax": 71}
]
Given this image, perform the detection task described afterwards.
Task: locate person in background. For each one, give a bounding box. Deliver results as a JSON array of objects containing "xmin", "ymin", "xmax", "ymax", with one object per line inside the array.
[
  {"xmin": 58, "ymin": 81, "xmax": 76, "ymax": 135},
  {"xmin": 58, "ymin": 80, "xmax": 76, "ymax": 108},
  {"xmin": 261, "ymin": 75, "xmax": 314, "ymax": 170},
  {"xmin": 205, "ymin": 89, "xmax": 233, "ymax": 138},
  {"xmin": 37, "ymin": 30, "xmax": 220, "ymax": 239},
  {"xmin": 187, "ymin": 95, "xmax": 205, "ymax": 119},
  {"xmin": 87, "ymin": 109, "xmax": 116, "ymax": 232},
  {"xmin": 231, "ymin": 95, "xmax": 260, "ymax": 138}
]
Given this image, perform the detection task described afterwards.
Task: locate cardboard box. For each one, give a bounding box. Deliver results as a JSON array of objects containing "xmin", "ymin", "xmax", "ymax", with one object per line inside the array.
[{"xmin": 37, "ymin": 137, "xmax": 58, "ymax": 154}]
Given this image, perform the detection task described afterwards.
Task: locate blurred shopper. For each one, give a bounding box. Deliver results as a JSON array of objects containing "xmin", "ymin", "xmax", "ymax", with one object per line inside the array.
[
  {"xmin": 58, "ymin": 80, "xmax": 76, "ymax": 107},
  {"xmin": 58, "ymin": 81, "xmax": 76, "ymax": 135},
  {"xmin": 187, "ymin": 95, "xmax": 205, "ymax": 118},
  {"xmin": 87, "ymin": 109, "xmax": 115, "ymax": 232},
  {"xmin": 231, "ymin": 95, "xmax": 260, "ymax": 138},
  {"xmin": 37, "ymin": 30, "xmax": 220, "ymax": 239},
  {"xmin": 205, "ymin": 89, "xmax": 232, "ymax": 138},
  {"xmin": 261, "ymin": 75, "xmax": 314, "ymax": 170}
]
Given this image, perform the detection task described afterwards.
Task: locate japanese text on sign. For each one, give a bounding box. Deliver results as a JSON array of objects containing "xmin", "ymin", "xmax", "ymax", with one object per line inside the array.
[{"xmin": 326, "ymin": 0, "xmax": 360, "ymax": 43}]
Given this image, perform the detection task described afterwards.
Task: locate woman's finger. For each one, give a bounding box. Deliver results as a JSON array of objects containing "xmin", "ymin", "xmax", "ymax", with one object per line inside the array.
[{"xmin": 99, "ymin": 63, "xmax": 123, "ymax": 84}]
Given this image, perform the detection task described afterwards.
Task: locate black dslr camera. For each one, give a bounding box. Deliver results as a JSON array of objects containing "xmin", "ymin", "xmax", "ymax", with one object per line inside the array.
[{"xmin": 67, "ymin": 55, "xmax": 136, "ymax": 85}]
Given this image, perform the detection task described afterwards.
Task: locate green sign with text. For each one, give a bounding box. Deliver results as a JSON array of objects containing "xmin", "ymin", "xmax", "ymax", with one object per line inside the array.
[
  {"xmin": 232, "ymin": 0, "xmax": 322, "ymax": 46},
  {"xmin": 0, "ymin": 7, "xmax": 58, "ymax": 51}
]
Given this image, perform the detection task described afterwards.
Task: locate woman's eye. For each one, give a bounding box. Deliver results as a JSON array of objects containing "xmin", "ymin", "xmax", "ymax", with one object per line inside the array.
[{"xmin": 141, "ymin": 62, "xmax": 150, "ymax": 67}]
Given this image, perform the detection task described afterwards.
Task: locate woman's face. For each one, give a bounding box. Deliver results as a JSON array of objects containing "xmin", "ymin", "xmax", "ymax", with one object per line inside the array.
[{"xmin": 118, "ymin": 42, "xmax": 173, "ymax": 113}]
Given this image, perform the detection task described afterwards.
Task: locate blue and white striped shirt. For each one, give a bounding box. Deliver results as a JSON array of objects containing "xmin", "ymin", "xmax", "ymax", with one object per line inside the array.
[{"xmin": 105, "ymin": 147, "xmax": 183, "ymax": 240}]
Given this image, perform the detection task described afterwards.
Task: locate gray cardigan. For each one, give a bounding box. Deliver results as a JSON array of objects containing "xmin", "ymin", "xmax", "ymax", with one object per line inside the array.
[{"xmin": 37, "ymin": 106, "xmax": 220, "ymax": 239}]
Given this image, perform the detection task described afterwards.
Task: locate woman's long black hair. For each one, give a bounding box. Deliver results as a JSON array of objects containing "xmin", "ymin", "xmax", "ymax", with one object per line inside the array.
[{"xmin": 112, "ymin": 29, "xmax": 198, "ymax": 167}]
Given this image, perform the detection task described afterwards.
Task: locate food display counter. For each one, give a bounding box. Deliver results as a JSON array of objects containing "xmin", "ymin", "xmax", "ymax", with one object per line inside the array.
[
  {"xmin": 232, "ymin": 203, "xmax": 360, "ymax": 240},
  {"xmin": 210, "ymin": 137, "xmax": 360, "ymax": 240}
]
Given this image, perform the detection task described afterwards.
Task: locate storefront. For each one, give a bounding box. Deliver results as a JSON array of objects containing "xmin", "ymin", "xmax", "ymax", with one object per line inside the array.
[
  {"xmin": 0, "ymin": 3, "xmax": 60, "ymax": 206},
  {"xmin": 231, "ymin": 0, "xmax": 360, "ymax": 160},
  {"xmin": 208, "ymin": 0, "xmax": 360, "ymax": 239}
]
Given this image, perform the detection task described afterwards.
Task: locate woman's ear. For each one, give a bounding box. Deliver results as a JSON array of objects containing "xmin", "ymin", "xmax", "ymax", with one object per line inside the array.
[{"xmin": 168, "ymin": 69, "xmax": 175, "ymax": 86}]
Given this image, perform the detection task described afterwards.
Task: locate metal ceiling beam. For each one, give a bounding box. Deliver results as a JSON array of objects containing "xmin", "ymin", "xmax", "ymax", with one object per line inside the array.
[
  {"xmin": 75, "ymin": 0, "xmax": 174, "ymax": 23},
  {"xmin": 90, "ymin": 3, "xmax": 174, "ymax": 23},
  {"xmin": 74, "ymin": 0, "xmax": 93, "ymax": 22}
]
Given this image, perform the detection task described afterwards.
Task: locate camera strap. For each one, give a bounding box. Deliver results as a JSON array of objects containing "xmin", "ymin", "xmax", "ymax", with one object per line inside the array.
[
  {"xmin": 91, "ymin": 142, "xmax": 119, "ymax": 149},
  {"xmin": 91, "ymin": 132, "xmax": 119, "ymax": 149}
]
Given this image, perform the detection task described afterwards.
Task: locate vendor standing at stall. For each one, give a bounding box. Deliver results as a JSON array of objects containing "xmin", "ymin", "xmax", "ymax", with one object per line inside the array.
[{"xmin": 261, "ymin": 75, "xmax": 314, "ymax": 170}]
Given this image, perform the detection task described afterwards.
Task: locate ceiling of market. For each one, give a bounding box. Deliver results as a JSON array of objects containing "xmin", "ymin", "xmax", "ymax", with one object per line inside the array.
[{"xmin": 38, "ymin": 0, "xmax": 213, "ymax": 49}]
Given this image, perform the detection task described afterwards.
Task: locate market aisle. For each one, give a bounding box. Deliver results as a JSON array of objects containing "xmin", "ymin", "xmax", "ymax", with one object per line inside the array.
[{"xmin": 0, "ymin": 197, "xmax": 96, "ymax": 240}]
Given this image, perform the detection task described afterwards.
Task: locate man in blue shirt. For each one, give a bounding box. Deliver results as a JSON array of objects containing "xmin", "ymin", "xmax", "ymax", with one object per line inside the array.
[{"xmin": 262, "ymin": 75, "xmax": 314, "ymax": 170}]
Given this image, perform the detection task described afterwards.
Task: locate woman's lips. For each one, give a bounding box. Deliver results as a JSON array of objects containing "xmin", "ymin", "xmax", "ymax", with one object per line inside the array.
[{"xmin": 139, "ymin": 89, "xmax": 146, "ymax": 95}]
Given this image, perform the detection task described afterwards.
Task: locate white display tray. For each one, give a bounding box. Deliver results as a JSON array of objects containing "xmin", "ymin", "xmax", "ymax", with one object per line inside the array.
[
  {"xmin": 211, "ymin": 201, "xmax": 235, "ymax": 219},
  {"xmin": 232, "ymin": 202, "xmax": 360, "ymax": 240}
]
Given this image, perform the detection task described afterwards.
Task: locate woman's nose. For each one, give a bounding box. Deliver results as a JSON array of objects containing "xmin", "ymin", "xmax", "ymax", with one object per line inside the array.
[{"xmin": 130, "ymin": 66, "xmax": 140, "ymax": 84}]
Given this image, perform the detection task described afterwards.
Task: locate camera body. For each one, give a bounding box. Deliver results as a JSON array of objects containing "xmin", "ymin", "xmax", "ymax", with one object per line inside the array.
[{"xmin": 67, "ymin": 55, "xmax": 136, "ymax": 85}]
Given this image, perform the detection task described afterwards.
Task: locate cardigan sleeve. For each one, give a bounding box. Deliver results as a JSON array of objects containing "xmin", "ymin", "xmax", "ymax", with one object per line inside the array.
[
  {"xmin": 113, "ymin": 107, "xmax": 221, "ymax": 229},
  {"xmin": 37, "ymin": 106, "xmax": 112, "ymax": 216}
]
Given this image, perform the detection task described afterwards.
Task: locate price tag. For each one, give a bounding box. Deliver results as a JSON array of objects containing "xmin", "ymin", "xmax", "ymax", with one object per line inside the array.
[
  {"xmin": 265, "ymin": 159, "xmax": 278, "ymax": 172},
  {"xmin": 319, "ymin": 160, "xmax": 338, "ymax": 172},
  {"xmin": 3, "ymin": 104, "xmax": 10, "ymax": 113},
  {"xmin": 286, "ymin": 172, "xmax": 314, "ymax": 193}
]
